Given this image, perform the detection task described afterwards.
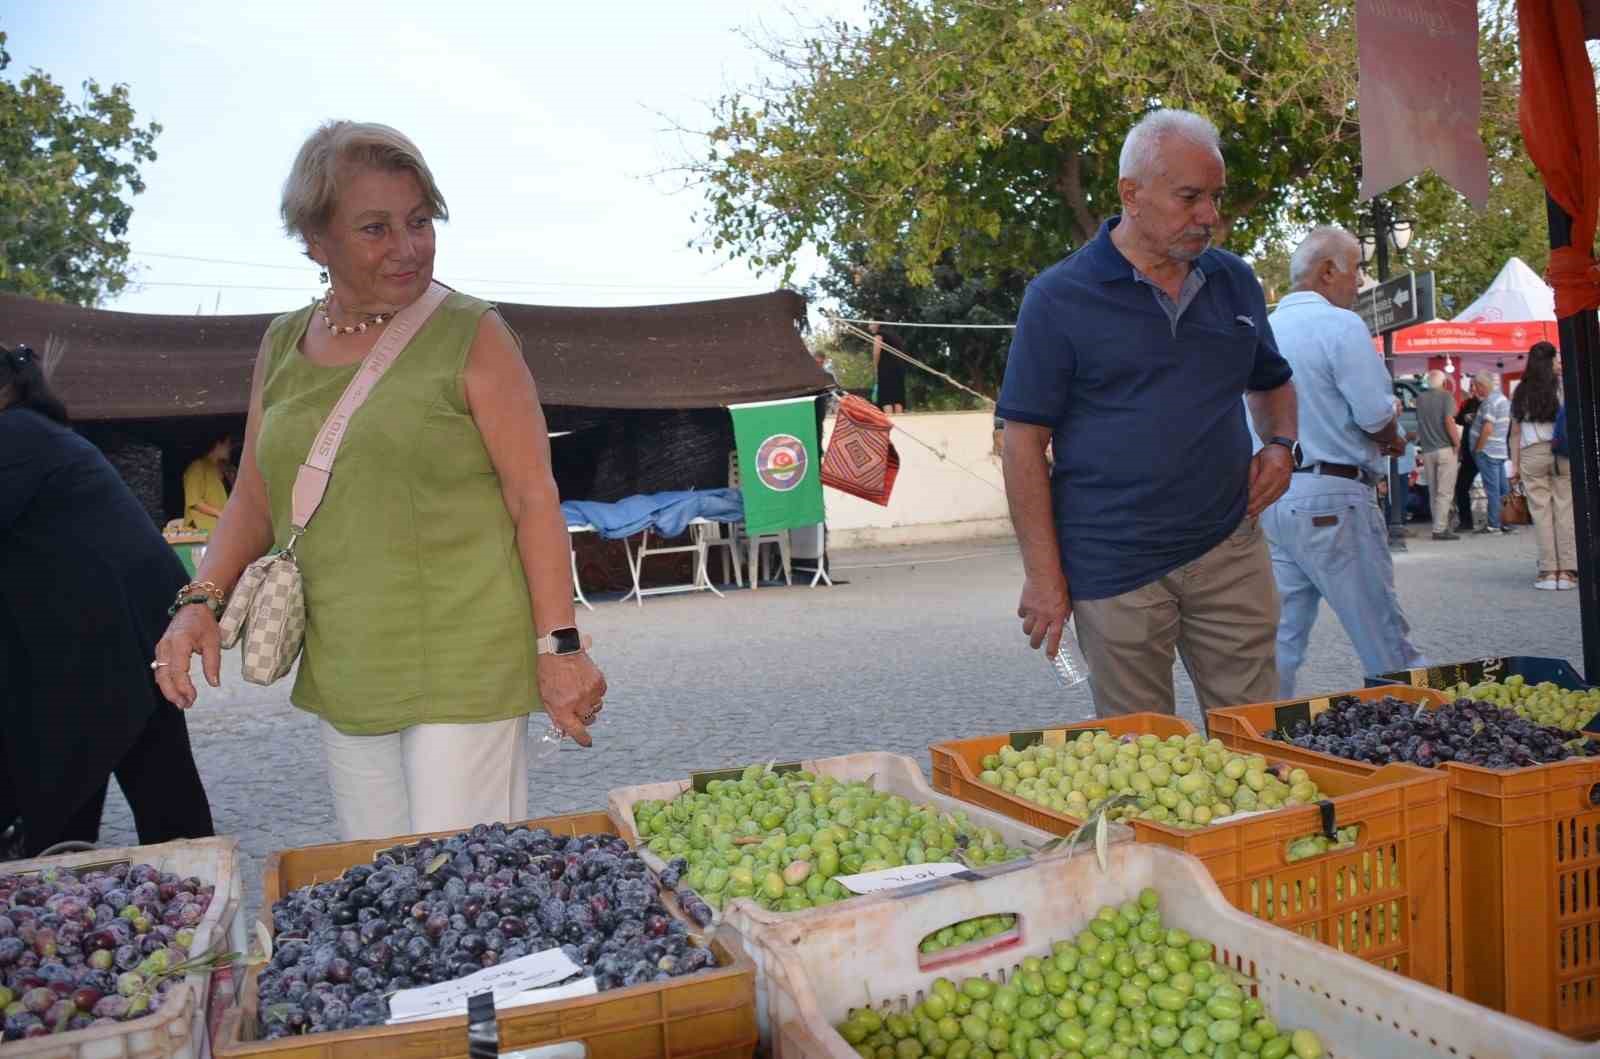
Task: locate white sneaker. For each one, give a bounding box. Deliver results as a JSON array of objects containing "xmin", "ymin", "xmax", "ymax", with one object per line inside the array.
[
  {"xmin": 1535, "ymin": 575, "xmax": 1560, "ymax": 591},
  {"xmin": 1558, "ymin": 575, "xmax": 1578, "ymax": 590}
]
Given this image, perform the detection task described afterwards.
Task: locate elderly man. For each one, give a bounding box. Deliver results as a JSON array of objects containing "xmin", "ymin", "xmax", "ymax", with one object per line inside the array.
[
  {"xmin": 1261, "ymin": 227, "xmax": 1425, "ymax": 695},
  {"xmin": 1415, "ymin": 369, "xmax": 1462, "ymax": 539},
  {"xmin": 999, "ymin": 108, "xmax": 1298, "ymax": 717},
  {"xmin": 1471, "ymin": 370, "xmax": 1514, "ymax": 534}
]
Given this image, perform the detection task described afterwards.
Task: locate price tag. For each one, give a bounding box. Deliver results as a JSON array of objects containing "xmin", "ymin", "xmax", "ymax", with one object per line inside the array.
[
  {"xmin": 386, "ymin": 948, "xmax": 583, "ymax": 1024},
  {"xmin": 1272, "ymin": 698, "xmax": 1330, "ymax": 738},
  {"xmin": 834, "ymin": 862, "xmax": 974, "ymax": 895}
]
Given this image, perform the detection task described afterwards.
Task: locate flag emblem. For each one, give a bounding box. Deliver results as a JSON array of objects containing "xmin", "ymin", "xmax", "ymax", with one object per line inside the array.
[{"xmin": 756, "ymin": 433, "xmax": 808, "ymax": 491}]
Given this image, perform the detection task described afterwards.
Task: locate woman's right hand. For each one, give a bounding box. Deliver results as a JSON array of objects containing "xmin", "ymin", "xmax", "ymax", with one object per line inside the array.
[{"xmin": 153, "ymin": 604, "xmax": 223, "ymax": 709}]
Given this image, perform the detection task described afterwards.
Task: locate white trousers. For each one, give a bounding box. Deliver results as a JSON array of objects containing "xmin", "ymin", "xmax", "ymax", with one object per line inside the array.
[{"xmin": 318, "ymin": 715, "xmax": 530, "ymax": 842}]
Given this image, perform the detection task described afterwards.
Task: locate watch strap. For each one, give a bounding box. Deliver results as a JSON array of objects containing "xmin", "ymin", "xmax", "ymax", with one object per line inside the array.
[{"xmin": 536, "ymin": 631, "xmax": 593, "ymax": 656}]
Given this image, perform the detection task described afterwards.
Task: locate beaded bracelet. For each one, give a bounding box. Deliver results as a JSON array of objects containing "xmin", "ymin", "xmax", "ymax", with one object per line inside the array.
[{"xmin": 169, "ymin": 593, "xmax": 223, "ymax": 618}]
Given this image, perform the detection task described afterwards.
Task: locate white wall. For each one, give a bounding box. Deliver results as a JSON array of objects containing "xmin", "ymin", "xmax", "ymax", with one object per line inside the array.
[{"xmin": 823, "ymin": 410, "xmax": 1014, "ymax": 547}]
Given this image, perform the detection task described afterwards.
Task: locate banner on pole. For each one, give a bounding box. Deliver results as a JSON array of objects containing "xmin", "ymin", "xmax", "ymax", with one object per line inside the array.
[
  {"xmin": 1357, "ymin": 0, "xmax": 1489, "ymax": 208},
  {"xmin": 728, "ymin": 396, "xmax": 825, "ymax": 536}
]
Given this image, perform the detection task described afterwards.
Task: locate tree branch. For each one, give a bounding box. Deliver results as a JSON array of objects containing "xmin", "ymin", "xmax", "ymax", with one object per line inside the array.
[{"xmin": 1056, "ymin": 152, "xmax": 1099, "ymax": 245}]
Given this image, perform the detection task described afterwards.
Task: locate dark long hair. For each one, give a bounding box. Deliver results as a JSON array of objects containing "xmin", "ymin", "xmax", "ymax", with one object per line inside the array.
[
  {"xmin": 1511, "ymin": 341, "xmax": 1561, "ymax": 424},
  {"xmin": 0, "ymin": 345, "xmax": 69, "ymax": 425}
]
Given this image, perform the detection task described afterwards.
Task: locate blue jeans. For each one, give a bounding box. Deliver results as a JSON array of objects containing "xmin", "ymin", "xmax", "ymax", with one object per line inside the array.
[
  {"xmin": 1476, "ymin": 451, "xmax": 1508, "ymax": 529},
  {"xmin": 1261, "ymin": 476, "xmax": 1426, "ymax": 697}
]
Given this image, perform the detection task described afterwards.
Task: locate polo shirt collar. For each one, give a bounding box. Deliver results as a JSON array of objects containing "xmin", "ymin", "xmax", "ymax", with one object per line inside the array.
[
  {"xmin": 1080, "ymin": 216, "xmax": 1224, "ymax": 282},
  {"xmin": 1277, "ymin": 290, "xmax": 1330, "ymax": 308}
]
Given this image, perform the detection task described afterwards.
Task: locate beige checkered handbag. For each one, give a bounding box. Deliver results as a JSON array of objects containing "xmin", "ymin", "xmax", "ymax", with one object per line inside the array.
[{"xmin": 218, "ymin": 282, "xmax": 449, "ymax": 686}]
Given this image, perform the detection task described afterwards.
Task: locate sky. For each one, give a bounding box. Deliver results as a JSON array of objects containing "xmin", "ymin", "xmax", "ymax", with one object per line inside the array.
[{"xmin": 3, "ymin": 0, "xmax": 864, "ymax": 317}]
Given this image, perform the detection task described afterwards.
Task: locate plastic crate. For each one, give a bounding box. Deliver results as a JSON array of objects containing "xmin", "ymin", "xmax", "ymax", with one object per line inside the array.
[
  {"xmin": 1370, "ymin": 655, "xmax": 1593, "ymax": 693},
  {"xmin": 1371, "ymin": 656, "xmax": 1600, "ymax": 734},
  {"xmin": 1204, "ymin": 685, "xmax": 1452, "ymax": 776},
  {"xmin": 607, "ymin": 752, "xmax": 1068, "ymax": 909},
  {"xmin": 1209, "ymin": 688, "xmax": 1600, "ymax": 1038},
  {"xmin": 2, "ymin": 836, "xmax": 246, "ymax": 1059},
  {"xmin": 607, "ymin": 752, "xmax": 1087, "ymax": 1048},
  {"xmin": 754, "ymin": 842, "xmax": 1596, "ymax": 1059},
  {"xmin": 930, "ymin": 713, "xmax": 1450, "ymax": 987},
  {"xmin": 213, "ymin": 811, "xmax": 757, "ymax": 1059}
]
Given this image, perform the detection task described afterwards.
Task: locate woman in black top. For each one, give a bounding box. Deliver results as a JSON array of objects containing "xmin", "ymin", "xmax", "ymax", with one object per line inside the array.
[
  {"xmin": 0, "ymin": 345, "xmax": 213, "ymax": 856},
  {"xmin": 870, "ymin": 322, "xmax": 908, "ymax": 414}
]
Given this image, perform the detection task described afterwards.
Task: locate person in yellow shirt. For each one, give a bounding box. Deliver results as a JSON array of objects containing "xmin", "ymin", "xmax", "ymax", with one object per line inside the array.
[{"xmin": 182, "ymin": 435, "xmax": 233, "ymax": 532}]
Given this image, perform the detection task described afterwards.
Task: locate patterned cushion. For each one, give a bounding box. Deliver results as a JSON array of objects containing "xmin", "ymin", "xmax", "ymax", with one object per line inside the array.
[{"xmin": 822, "ymin": 394, "xmax": 900, "ymax": 506}]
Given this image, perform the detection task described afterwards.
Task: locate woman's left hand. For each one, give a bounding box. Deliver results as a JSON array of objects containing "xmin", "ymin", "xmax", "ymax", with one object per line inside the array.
[{"xmin": 538, "ymin": 653, "xmax": 608, "ymax": 747}]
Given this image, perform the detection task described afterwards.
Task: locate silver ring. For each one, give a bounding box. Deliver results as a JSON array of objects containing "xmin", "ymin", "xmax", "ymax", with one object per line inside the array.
[{"xmin": 150, "ymin": 660, "xmax": 169, "ymax": 670}]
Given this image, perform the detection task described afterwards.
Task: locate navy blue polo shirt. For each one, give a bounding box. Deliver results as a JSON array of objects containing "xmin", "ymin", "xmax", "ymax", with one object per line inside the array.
[{"xmin": 997, "ymin": 218, "xmax": 1292, "ymax": 601}]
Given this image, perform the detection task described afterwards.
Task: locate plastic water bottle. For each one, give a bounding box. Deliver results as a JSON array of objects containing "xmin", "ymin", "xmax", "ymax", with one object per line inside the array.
[
  {"xmin": 532, "ymin": 722, "xmax": 566, "ymax": 762},
  {"xmin": 1049, "ymin": 621, "xmax": 1091, "ymax": 689},
  {"xmin": 530, "ymin": 709, "xmax": 603, "ymax": 762}
]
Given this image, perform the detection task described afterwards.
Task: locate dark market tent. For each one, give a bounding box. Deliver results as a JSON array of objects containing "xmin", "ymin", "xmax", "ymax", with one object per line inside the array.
[{"xmin": 0, "ymin": 289, "xmax": 829, "ymax": 521}]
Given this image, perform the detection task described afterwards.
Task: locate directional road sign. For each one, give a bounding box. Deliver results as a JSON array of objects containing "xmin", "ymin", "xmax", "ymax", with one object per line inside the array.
[{"xmin": 1357, "ymin": 271, "xmax": 1435, "ymax": 337}]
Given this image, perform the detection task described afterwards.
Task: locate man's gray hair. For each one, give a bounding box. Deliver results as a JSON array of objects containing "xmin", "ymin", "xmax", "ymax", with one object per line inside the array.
[
  {"xmin": 1425, "ymin": 369, "xmax": 1447, "ymax": 388},
  {"xmin": 1288, "ymin": 227, "xmax": 1360, "ymax": 288},
  {"xmin": 1118, "ymin": 109, "xmax": 1222, "ymax": 182},
  {"xmin": 1473, "ymin": 370, "xmax": 1498, "ymax": 390}
]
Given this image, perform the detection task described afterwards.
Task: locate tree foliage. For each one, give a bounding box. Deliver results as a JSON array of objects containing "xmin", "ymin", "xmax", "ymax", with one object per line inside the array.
[
  {"xmin": 0, "ymin": 31, "xmax": 161, "ymax": 306},
  {"xmin": 686, "ymin": 0, "xmax": 1528, "ymax": 316}
]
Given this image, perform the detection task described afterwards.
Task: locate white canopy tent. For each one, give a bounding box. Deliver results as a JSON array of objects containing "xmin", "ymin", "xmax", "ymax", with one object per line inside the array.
[
  {"xmin": 1452, "ymin": 257, "xmax": 1557, "ymax": 324},
  {"xmin": 1387, "ymin": 257, "xmax": 1558, "ymax": 375}
]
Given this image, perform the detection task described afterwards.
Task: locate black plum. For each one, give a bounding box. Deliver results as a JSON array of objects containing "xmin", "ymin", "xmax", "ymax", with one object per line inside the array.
[
  {"xmin": 1271, "ymin": 694, "xmax": 1600, "ymax": 770},
  {"xmin": 254, "ymin": 822, "xmax": 714, "ymax": 1040}
]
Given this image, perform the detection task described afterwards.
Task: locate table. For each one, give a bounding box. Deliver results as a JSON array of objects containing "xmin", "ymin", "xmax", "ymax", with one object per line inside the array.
[{"xmin": 621, "ymin": 518, "xmax": 727, "ymax": 606}]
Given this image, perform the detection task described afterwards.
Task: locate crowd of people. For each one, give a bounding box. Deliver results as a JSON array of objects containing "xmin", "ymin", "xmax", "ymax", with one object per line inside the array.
[
  {"xmin": 1406, "ymin": 348, "xmax": 1575, "ymax": 589},
  {"xmin": 1000, "ymin": 107, "xmax": 1579, "ymax": 721}
]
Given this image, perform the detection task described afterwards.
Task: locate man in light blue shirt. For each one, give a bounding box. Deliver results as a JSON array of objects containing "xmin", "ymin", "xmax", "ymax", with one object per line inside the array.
[
  {"xmin": 1471, "ymin": 371, "xmax": 1514, "ymax": 533},
  {"xmin": 1261, "ymin": 228, "xmax": 1425, "ymax": 695}
]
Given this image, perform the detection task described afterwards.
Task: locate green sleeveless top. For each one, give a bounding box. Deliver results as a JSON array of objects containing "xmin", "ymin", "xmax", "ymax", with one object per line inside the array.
[{"xmin": 255, "ymin": 293, "xmax": 540, "ymax": 735}]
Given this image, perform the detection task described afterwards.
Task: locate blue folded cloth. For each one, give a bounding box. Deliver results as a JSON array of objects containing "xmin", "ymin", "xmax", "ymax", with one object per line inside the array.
[{"xmin": 562, "ymin": 488, "xmax": 744, "ymax": 541}]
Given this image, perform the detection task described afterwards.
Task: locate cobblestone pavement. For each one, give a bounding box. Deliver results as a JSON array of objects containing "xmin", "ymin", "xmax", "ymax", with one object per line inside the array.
[{"xmin": 96, "ymin": 526, "xmax": 1581, "ymax": 919}]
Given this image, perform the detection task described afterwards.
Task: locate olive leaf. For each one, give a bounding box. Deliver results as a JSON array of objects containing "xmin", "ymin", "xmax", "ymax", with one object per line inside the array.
[{"xmin": 425, "ymin": 852, "xmax": 450, "ymax": 875}]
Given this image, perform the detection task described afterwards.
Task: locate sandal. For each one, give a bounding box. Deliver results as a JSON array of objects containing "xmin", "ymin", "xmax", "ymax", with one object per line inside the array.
[{"xmin": 1558, "ymin": 570, "xmax": 1579, "ymax": 590}]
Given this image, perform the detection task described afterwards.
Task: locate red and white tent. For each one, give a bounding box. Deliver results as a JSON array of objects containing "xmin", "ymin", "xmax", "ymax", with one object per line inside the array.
[{"xmin": 1385, "ymin": 258, "xmax": 1558, "ymax": 374}]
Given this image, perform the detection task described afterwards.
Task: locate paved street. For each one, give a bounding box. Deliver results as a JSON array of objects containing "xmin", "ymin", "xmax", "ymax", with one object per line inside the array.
[{"xmin": 99, "ymin": 527, "xmax": 1581, "ymax": 919}]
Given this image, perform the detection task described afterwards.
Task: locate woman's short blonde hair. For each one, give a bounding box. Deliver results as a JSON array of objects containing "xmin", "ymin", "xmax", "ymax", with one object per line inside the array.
[{"xmin": 280, "ymin": 121, "xmax": 449, "ymax": 243}]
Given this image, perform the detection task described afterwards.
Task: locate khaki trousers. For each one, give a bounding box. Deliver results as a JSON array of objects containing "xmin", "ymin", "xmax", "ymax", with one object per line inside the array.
[
  {"xmin": 1421, "ymin": 448, "xmax": 1459, "ymax": 534},
  {"xmin": 1073, "ymin": 517, "xmax": 1279, "ymax": 717},
  {"xmin": 318, "ymin": 715, "xmax": 530, "ymax": 841},
  {"xmin": 1521, "ymin": 442, "xmax": 1576, "ymax": 574}
]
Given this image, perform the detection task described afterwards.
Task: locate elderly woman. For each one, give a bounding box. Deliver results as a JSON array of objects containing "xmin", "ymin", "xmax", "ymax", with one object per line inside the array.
[{"xmin": 155, "ymin": 121, "xmax": 606, "ymax": 841}]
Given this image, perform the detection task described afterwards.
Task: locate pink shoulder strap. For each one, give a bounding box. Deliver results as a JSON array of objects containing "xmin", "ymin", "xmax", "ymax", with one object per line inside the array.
[{"xmin": 289, "ymin": 281, "xmax": 450, "ymax": 534}]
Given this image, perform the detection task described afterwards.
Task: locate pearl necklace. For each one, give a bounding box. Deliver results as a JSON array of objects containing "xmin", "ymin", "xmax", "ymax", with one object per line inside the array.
[{"xmin": 317, "ymin": 290, "xmax": 392, "ymax": 336}]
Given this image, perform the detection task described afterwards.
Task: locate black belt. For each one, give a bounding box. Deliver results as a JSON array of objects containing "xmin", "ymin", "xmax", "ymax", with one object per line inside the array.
[{"xmin": 1295, "ymin": 462, "xmax": 1375, "ymax": 484}]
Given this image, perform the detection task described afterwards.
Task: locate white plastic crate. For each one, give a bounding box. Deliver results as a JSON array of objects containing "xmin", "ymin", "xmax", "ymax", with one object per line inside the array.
[
  {"xmin": 608, "ymin": 751, "xmax": 1127, "ymax": 1047},
  {"xmin": 608, "ymin": 751, "xmax": 1071, "ymax": 887},
  {"xmin": 3, "ymin": 837, "xmax": 247, "ymax": 1059},
  {"xmin": 753, "ymin": 842, "xmax": 1600, "ymax": 1059}
]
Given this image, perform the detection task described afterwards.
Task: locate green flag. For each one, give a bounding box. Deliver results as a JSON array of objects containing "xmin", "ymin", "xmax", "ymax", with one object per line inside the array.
[{"xmin": 728, "ymin": 396, "xmax": 825, "ymax": 536}]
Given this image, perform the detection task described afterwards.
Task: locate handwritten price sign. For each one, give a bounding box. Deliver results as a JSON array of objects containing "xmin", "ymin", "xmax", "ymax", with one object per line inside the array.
[{"xmin": 835, "ymin": 862, "xmax": 972, "ymax": 895}]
